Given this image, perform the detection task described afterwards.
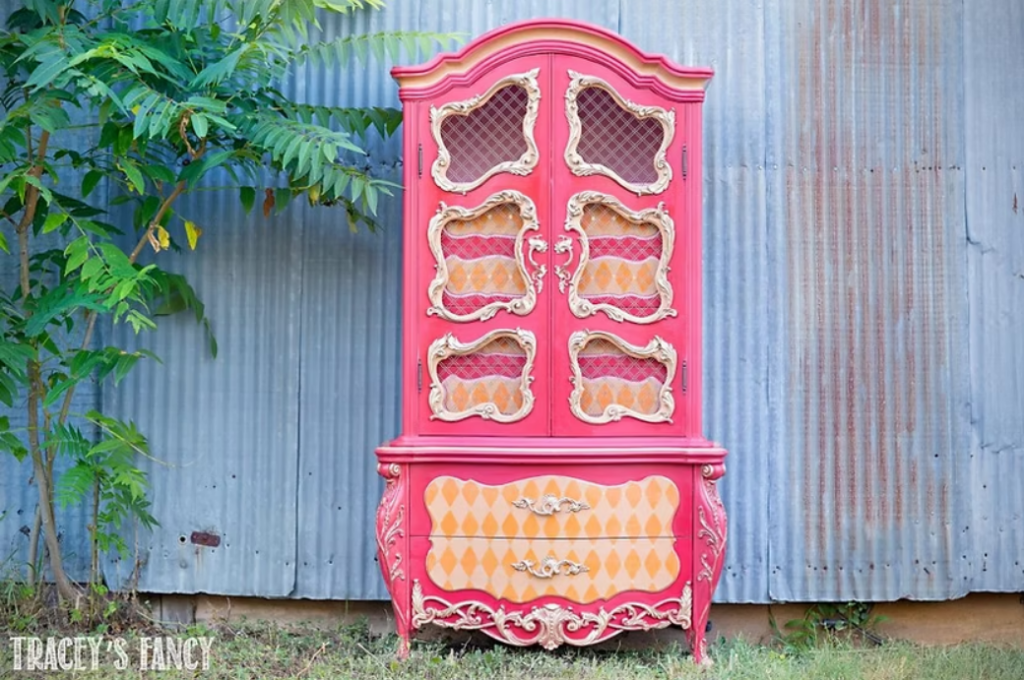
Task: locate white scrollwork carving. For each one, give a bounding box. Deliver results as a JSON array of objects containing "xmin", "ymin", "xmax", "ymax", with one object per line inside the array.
[
  {"xmin": 567, "ymin": 330, "xmax": 677, "ymax": 424},
  {"xmin": 697, "ymin": 475, "xmax": 727, "ymax": 583},
  {"xmin": 526, "ymin": 236, "xmax": 548, "ymax": 294},
  {"xmin": 511, "ymin": 556, "xmax": 589, "ymax": 579},
  {"xmin": 427, "ymin": 328, "xmax": 536, "ymax": 423},
  {"xmin": 553, "ymin": 235, "xmax": 574, "ymax": 294},
  {"xmin": 427, "ymin": 191, "xmax": 542, "ymax": 322},
  {"xmin": 431, "ymin": 69, "xmax": 541, "ymax": 194},
  {"xmin": 512, "ymin": 494, "xmax": 591, "ymax": 516},
  {"xmin": 375, "ymin": 464, "xmax": 406, "ymax": 630},
  {"xmin": 412, "ymin": 580, "xmax": 692, "ymax": 650},
  {"xmin": 564, "ymin": 70, "xmax": 675, "ymax": 196},
  {"xmin": 562, "ymin": 191, "xmax": 677, "ymax": 323}
]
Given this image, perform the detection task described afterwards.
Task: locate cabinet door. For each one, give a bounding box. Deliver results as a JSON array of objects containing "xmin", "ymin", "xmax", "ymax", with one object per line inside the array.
[
  {"xmin": 415, "ymin": 58, "xmax": 553, "ymax": 436},
  {"xmin": 548, "ymin": 57, "xmax": 697, "ymax": 437}
]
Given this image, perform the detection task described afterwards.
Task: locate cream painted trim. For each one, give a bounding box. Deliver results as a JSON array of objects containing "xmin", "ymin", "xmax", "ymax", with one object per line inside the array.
[
  {"xmin": 412, "ymin": 579, "xmax": 693, "ymax": 649},
  {"xmin": 427, "ymin": 327, "xmax": 536, "ymax": 423},
  {"xmin": 563, "ymin": 191, "xmax": 677, "ymax": 323},
  {"xmin": 564, "ymin": 70, "xmax": 675, "ymax": 196},
  {"xmin": 567, "ymin": 330, "xmax": 677, "ymax": 424},
  {"xmin": 430, "ymin": 69, "xmax": 541, "ymax": 194},
  {"xmin": 426, "ymin": 191, "xmax": 543, "ymax": 322}
]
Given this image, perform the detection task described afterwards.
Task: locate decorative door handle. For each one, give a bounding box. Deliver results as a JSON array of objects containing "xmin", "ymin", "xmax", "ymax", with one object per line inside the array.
[
  {"xmin": 526, "ymin": 236, "xmax": 548, "ymax": 293},
  {"xmin": 554, "ymin": 235, "xmax": 574, "ymax": 293},
  {"xmin": 512, "ymin": 494, "xmax": 590, "ymax": 516},
  {"xmin": 511, "ymin": 556, "xmax": 589, "ymax": 579}
]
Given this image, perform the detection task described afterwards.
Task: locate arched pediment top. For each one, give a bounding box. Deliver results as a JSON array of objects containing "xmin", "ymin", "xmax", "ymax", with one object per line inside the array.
[{"xmin": 392, "ymin": 19, "xmax": 712, "ymax": 102}]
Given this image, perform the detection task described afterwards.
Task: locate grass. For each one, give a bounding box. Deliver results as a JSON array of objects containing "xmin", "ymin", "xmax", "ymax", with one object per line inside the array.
[{"xmin": 1, "ymin": 618, "xmax": 1023, "ymax": 679}]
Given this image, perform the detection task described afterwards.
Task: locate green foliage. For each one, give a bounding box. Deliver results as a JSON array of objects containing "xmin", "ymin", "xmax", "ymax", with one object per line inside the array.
[
  {"xmin": 0, "ymin": 0, "xmax": 458, "ymax": 605},
  {"xmin": 770, "ymin": 601, "xmax": 889, "ymax": 653}
]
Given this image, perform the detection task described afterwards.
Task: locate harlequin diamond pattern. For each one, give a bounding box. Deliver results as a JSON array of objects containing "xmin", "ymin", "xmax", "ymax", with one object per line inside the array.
[
  {"xmin": 441, "ymin": 376, "xmax": 525, "ymax": 415},
  {"xmin": 436, "ymin": 337, "xmax": 529, "ymax": 417},
  {"xmin": 424, "ymin": 475, "xmax": 679, "ymax": 539},
  {"xmin": 425, "ymin": 536, "xmax": 680, "ymax": 604},
  {"xmin": 575, "ymin": 86, "xmax": 664, "ymax": 185},
  {"xmin": 445, "ymin": 257, "xmax": 526, "ymax": 295},
  {"xmin": 577, "ymin": 204, "xmax": 667, "ymax": 317},
  {"xmin": 440, "ymin": 85, "xmax": 530, "ymax": 185},
  {"xmin": 445, "ymin": 203, "xmax": 523, "ymax": 238}
]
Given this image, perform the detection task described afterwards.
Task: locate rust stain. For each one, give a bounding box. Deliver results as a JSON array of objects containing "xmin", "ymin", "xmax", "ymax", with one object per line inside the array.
[
  {"xmin": 190, "ymin": 531, "xmax": 221, "ymax": 548},
  {"xmin": 791, "ymin": 0, "xmax": 956, "ymax": 578}
]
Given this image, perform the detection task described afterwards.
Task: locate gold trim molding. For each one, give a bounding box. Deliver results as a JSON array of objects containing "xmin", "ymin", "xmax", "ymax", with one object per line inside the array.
[
  {"xmin": 568, "ymin": 330, "xmax": 677, "ymax": 424},
  {"xmin": 412, "ymin": 579, "xmax": 692, "ymax": 649},
  {"xmin": 427, "ymin": 327, "xmax": 537, "ymax": 423},
  {"xmin": 426, "ymin": 190, "xmax": 543, "ymax": 322},
  {"xmin": 431, "ymin": 69, "xmax": 541, "ymax": 194},
  {"xmin": 511, "ymin": 556, "xmax": 589, "ymax": 579},
  {"xmin": 563, "ymin": 191, "xmax": 677, "ymax": 323},
  {"xmin": 512, "ymin": 494, "xmax": 590, "ymax": 516},
  {"xmin": 564, "ymin": 70, "xmax": 675, "ymax": 196}
]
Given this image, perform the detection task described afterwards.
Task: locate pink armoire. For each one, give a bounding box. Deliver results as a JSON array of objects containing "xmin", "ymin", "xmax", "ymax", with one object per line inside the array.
[{"xmin": 375, "ymin": 19, "xmax": 727, "ymax": 665}]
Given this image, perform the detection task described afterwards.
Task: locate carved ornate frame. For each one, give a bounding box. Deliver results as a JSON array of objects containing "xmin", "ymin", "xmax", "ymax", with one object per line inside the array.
[
  {"xmin": 567, "ymin": 330, "xmax": 677, "ymax": 424},
  {"xmin": 430, "ymin": 68, "xmax": 541, "ymax": 194},
  {"xmin": 427, "ymin": 327, "xmax": 537, "ymax": 422},
  {"xmin": 564, "ymin": 70, "xmax": 675, "ymax": 195},
  {"xmin": 562, "ymin": 191, "xmax": 677, "ymax": 323},
  {"xmin": 412, "ymin": 579, "xmax": 692, "ymax": 649},
  {"xmin": 427, "ymin": 191, "xmax": 544, "ymax": 322}
]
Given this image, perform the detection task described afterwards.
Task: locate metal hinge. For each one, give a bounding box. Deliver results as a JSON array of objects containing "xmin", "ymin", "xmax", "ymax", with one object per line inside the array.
[
  {"xmin": 681, "ymin": 360, "xmax": 688, "ymax": 393},
  {"xmin": 417, "ymin": 359, "xmax": 423, "ymax": 393},
  {"xmin": 682, "ymin": 145, "xmax": 688, "ymax": 180},
  {"xmin": 417, "ymin": 144, "xmax": 423, "ymax": 178}
]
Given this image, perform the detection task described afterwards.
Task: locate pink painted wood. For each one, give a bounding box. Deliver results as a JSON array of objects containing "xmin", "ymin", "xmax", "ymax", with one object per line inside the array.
[{"xmin": 377, "ymin": 19, "xmax": 725, "ymax": 665}]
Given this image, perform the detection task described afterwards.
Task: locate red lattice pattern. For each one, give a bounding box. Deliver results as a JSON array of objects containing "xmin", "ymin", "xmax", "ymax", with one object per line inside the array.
[
  {"xmin": 575, "ymin": 87, "xmax": 663, "ymax": 185},
  {"xmin": 577, "ymin": 338, "xmax": 666, "ymax": 416},
  {"xmin": 578, "ymin": 204, "xmax": 664, "ymax": 317},
  {"xmin": 440, "ymin": 85, "xmax": 529, "ymax": 184},
  {"xmin": 437, "ymin": 336, "xmax": 529, "ymax": 416},
  {"xmin": 440, "ymin": 204, "xmax": 526, "ymax": 316}
]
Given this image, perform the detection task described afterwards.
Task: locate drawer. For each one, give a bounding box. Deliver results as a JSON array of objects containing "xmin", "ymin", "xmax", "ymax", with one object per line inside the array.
[
  {"xmin": 414, "ymin": 536, "xmax": 682, "ymax": 604},
  {"xmin": 421, "ymin": 474, "xmax": 682, "ymax": 539}
]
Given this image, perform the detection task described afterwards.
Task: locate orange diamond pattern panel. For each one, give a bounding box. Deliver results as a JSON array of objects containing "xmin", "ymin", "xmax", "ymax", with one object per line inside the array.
[
  {"xmin": 445, "ymin": 257, "xmax": 527, "ymax": 295},
  {"xmin": 580, "ymin": 204, "xmax": 657, "ymax": 238},
  {"xmin": 579, "ymin": 258, "xmax": 658, "ymax": 295},
  {"xmin": 425, "ymin": 536, "xmax": 680, "ymax": 603},
  {"xmin": 441, "ymin": 376, "xmax": 525, "ymax": 414},
  {"xmin": 579, "ymin": 377, "xmax": 662, "ymax": 416},
  {"xmin": 424, "ymin": 475, "xmax": 679, "ymax": 539},
  {"xmin": 446, "ymin": 203, "xmax": 523, "ymax": 236}
]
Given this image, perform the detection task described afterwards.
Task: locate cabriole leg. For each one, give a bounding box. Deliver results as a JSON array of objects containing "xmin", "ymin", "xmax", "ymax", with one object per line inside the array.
[{"xmin": 375, "ymin": 462, "xmax": 410, "ymax": 658}]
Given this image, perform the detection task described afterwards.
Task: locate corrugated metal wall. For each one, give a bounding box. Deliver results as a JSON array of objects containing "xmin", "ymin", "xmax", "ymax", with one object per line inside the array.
[
  {"xmin": 963, "ymin": 0, "xmax": 1024, "ymax": 591},
  {"xmin": 2, "ymin": 0, "xmax": 1022, "ymax": 603}
]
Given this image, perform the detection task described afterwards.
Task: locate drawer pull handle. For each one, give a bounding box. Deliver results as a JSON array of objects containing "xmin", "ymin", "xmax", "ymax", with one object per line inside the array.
[
  {"xmin": 512, "ymin": 556, "xmax": 589, "ymax": 579},
  {"xmin": 512, "ymin": 494, "xmax": 590, "ymax": 516}
]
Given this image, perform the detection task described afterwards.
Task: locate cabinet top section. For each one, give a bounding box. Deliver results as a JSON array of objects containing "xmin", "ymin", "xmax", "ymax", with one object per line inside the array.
[{"xmin": 392, "ymin": 19, "xmax": 713, "ymax": 102}]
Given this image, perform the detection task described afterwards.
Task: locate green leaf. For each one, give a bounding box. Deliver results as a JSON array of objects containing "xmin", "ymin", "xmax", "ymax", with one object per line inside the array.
[
  {"xmin": 121, "ymin": 161, "xmax": 145, "ymax": 193},
  {"xmin": 239, "ymin": 186, "xmax": 256, "ymax": 214},
  {"xmin": 191, "ymin": 113, "xmax": 208, "ymax": 138},
  {"xmin": 82, "ymin": 169, "xmax": 104, "ymax": 198},
  {"xmin": 42, "ymin": 212, "xmax": 68, "ymax": 234},
  {"xmin": 26, "ymin": 54, "xmax": 70, "ymax": 90}
]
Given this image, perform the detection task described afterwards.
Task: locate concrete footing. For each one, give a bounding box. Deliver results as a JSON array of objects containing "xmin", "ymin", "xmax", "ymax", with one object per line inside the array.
[{"xmin": 148, "ymin": 592, "xmax": 1024, "ymax": 647}]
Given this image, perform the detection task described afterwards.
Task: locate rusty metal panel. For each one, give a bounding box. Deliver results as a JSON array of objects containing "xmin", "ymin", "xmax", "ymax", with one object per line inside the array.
[
  {"xmin": 621, "ymin": 0, "xmax": 771, "ymax": 603},
  {"xmin": 765, "ymin": 0, "xmax": 970, "ymax": 601},
  {"xmin": 963, "ymin": 0, "xmax": 1024, "ymax": 591},
  {"xmin": 101, "ymin": 190, "xmax": 303, "ymax": 596}
]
